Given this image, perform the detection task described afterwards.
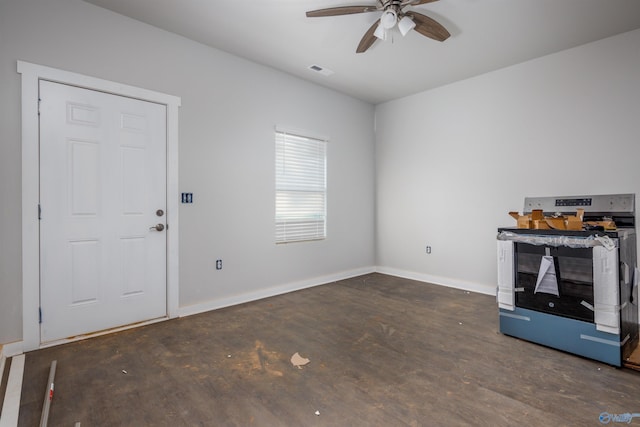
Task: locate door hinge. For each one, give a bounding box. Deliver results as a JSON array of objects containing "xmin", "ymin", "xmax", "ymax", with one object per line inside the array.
[
  {"xmin": 38, "ymin": 204, "xmax": 42, "ymax": 220},
  {"xmin": 38, "ymin": 97, "xmax": 41, "ymax": 116},
  {"xmin": 39, "ymin": 307, "xmax": 42, "ymax": 324}
]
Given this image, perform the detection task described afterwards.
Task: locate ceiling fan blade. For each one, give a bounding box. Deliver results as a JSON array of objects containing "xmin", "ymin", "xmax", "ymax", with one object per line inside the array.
[
  {"xmin": 356, "ymin": 19, "xmax": 381, "ymax": 53},
  {"xmin": 306, "ymin": 6, "xmax": 379, "ymax": 17},
  {"xmin": 405, "ymin": 11, "xmax": 450, "ymax": 41}
]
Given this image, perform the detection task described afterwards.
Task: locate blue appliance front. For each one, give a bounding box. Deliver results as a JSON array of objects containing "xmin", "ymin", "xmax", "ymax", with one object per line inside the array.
[{"xmin": 499, "ymin": 306, "xmax": 625, "ymax": 366}]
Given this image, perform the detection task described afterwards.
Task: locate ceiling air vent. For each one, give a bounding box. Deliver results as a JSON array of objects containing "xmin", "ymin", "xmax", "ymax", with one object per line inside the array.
[{"xmin": 308, "ymin": 64, "xmax": 334, "ymax": 76}]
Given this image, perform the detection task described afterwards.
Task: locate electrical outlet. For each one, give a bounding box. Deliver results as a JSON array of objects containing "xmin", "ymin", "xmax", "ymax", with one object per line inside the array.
[
  {"xmin": 426, "ymin": 246, "xmax": 432, "ymax": 254},
  {"xmin": 216, "ymin": 259, "xmax": 222, "ymax": 270}
]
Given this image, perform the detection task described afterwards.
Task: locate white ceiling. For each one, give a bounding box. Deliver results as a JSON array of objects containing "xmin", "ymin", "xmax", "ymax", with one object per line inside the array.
[{"xmin": 83, "ymin": 0, "xmax": 640, "ymax": 104}]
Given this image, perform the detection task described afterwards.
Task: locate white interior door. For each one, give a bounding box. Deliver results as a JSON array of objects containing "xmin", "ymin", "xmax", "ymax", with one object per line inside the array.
[{"xmin": 39, "ymin": 80, "xmax": 167, "ymax": 343}]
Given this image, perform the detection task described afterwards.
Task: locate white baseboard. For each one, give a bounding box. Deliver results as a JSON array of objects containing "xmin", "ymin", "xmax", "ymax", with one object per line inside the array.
[
  {"xmin": 178, "ymin": 266, "xmax": 376, "ymax": 318},
  {"xmin": 375, "ymin": 266, "xmax": 497, "ymax": 296}
]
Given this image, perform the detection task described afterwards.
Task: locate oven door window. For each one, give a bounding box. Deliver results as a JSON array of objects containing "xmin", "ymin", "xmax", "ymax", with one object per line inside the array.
[{"xmin": 515, "ymin": 243, "xmax": 594, "ymax": 322}]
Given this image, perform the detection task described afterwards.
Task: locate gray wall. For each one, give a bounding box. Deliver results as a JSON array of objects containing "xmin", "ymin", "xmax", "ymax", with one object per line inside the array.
[
  {"xmin": 0, "ymin": 0, "xmax": 376, "ymax": 345},
  {"xmin": 375, "ymin": 29, "xmax": 640, "ymax": 294}
]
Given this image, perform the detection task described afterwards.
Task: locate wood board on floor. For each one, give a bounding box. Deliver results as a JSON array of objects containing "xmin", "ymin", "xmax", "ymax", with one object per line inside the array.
[
  {"xmin": 0, "ymin": 355, "xmax": 25, "ymax": 427},
  {"xmin": 624, "ymin": 343, "xmax": 640, "ymax": 371}
]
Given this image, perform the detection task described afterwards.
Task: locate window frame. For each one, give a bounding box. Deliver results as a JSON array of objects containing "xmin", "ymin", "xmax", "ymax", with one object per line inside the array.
[{"xmin": 275, "ymin": 128, "xmax": 328, "ymax": 244}]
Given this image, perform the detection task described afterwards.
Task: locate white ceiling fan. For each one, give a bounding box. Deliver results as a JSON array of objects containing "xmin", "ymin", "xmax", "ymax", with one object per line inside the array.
[{"xmin": 306, "ymin": 0, "xmax": 451, "ymax": 53}]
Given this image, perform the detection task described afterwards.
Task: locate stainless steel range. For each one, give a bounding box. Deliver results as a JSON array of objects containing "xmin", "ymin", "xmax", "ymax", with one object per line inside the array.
[{"xmin": 497, "ymin": 194, "xmax": 638, "ymax": 366}]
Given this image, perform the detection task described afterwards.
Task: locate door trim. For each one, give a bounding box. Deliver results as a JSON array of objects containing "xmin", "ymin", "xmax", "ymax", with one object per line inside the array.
[{"xmin": 18, "ymin": 61, "xmax": 181, "ymax": 352}]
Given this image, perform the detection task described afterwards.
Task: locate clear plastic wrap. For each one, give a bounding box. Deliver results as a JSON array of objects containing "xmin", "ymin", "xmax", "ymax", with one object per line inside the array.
[{"xmin": 496, "ymin": 231, "xmax": 617, "ymax": 250}]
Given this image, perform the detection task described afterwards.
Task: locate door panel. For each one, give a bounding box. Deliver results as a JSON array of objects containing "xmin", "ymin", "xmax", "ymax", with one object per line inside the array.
[{"xmin": 39, "ymin": 80, "xmax": 167, "ymax": 343}]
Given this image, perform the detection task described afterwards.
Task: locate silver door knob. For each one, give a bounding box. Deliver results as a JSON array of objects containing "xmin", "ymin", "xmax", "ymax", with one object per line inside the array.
[{"xmin": 150, "ymin": 223, "xmax": 165, "ymax": 231}]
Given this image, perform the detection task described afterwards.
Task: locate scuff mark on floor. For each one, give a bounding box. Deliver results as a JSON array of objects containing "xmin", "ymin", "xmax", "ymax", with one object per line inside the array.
[{"xmin": 228, "ymin": 340, "xmax": 284, "ymax": 377}]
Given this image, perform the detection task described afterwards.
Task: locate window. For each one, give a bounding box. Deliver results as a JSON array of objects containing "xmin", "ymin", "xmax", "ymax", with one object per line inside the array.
[{"xmin": 275, "ymin": 129, "xmax": 327, "ymax": 243}]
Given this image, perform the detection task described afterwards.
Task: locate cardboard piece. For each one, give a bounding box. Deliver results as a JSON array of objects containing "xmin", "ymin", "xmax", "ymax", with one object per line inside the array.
[
  {"xmin": 508, "ymin": 208, "xmax": 592, "ymax": 230},
  {"xmin": 290, "ymin": 352, "xmax": 310, "ymax": 369}
]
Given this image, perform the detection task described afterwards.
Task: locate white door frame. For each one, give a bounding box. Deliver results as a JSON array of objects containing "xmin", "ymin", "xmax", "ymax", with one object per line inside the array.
[{"xmin": 18, "ymin": 61, "xmax": 181, "ymax": 352}]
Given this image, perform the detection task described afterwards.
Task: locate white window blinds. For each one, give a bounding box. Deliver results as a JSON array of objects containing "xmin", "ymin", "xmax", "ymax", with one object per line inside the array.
[{"xmin": 275, "ymin": 129, "xmax": 327, "ymax": 244}]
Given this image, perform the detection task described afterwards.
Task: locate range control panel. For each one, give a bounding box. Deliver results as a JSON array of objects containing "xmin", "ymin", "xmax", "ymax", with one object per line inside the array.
[
  {"xmin": 554, "ymin": 198, "xmax": 592, "ymax": 207},
  {"xmin": 524, "ymin": 194, "xmax": 635, "ymax": 215}
]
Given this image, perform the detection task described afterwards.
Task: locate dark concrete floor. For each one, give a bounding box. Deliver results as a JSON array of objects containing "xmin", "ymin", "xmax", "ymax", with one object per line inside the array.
[{"xmin": 18, "ymin": 273, "xmax": 640, "ymax": 426}]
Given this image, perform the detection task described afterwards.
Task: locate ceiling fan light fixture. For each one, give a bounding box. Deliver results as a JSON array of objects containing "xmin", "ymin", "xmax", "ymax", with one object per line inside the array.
[
  {"xmin": 398, "ymin": 16, "xmax": 416, "ymax": 36},
  {"xmin": 373, "ymin": 22, "xmax": 387, "ymax": 40},
  {"xmin": 380, "ymin": 9, "xmax": 397, "ymax": 29}
]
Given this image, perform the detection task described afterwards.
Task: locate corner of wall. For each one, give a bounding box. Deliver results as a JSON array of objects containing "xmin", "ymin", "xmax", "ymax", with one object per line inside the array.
[{"xmin": 375, "ymin": 266, "xmax": 497, "ymax": 296}]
